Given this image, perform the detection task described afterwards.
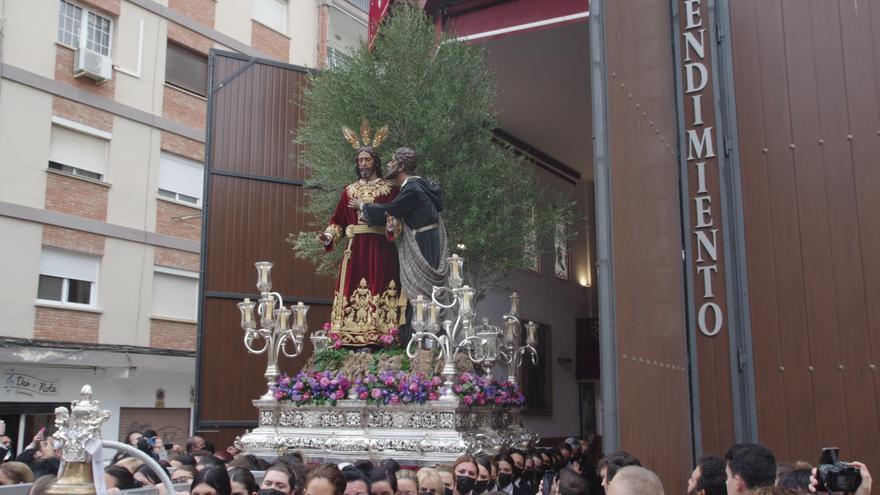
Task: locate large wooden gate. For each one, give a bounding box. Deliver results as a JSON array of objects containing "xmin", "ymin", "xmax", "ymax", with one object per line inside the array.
[
  {"xmin": 196, "ymin": 52, "xmax": 334, "ymax": 448},
  {"xmin": 593, "ymin": 1, "xmax": 694, "ymax": 492},
  {"xmin": 730, "ymin": 0, "xmax": 880, "ymax": 468}
]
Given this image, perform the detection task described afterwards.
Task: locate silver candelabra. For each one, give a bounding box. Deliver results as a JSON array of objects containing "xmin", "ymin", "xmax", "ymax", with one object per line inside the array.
[
  {"xmin": 238, "ymin": 261, "xmax": 310, "ymax": 400},
  {"xmin": 406, "ymin": 254, "xmax": 539, "ymax": 400}
]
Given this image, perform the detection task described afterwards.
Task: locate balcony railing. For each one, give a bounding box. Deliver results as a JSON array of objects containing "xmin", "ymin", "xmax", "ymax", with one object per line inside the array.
[{"xmin": 345, "ymin": 0, "xmax": 369, "ymax": 12}]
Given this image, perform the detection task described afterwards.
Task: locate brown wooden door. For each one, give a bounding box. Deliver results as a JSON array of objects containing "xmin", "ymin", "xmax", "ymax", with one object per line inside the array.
[
  {"xmin": 196, "ymin": 52, "xmax": 335, "ymax": 448},
  {"xmin": 596, "ymin": 1, "xmax": 694, "ymax": 492}
]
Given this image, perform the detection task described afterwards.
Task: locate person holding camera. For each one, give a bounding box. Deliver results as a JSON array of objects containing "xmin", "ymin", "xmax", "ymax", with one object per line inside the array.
[{"xmin": 808, "ymin": 449, "xmax": 872, "ymax": 495}]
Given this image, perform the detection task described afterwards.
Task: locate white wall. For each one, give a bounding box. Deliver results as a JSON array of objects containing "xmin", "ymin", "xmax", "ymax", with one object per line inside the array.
[
  {"xmin": 0, "ymin": 83, "xmax": 52, "ymax": 209},
  {"xmin": 0, "ymin": 218, "xmax": 41, "ymax": 339}
]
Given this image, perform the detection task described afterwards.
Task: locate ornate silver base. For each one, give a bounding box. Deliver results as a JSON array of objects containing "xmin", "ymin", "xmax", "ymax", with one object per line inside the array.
[{"xmin": 236, "ymin": 399, "xmax": 538, "ymax": 464}]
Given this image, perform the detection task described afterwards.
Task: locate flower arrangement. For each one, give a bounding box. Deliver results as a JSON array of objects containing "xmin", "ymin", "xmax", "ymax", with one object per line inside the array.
[
  {"xmin": 452, "ymin": 372, "xmax": 525, "ymax": 407},
  {"xmin": 272, "ymin": 370, "xmax": 351, "ymax": 406},
  {"xmin": 354, "ymin": 371, "xmax": 443, "ymax": 405}
]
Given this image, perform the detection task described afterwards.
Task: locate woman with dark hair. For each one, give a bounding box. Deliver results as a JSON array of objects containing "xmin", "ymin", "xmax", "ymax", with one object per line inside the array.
[
  {"xmin": 191, "ymin": 466, "xmax": 232, "ymax": 495},
  {"xmin": 105, "ymin": 465, "xmax": 140, "ymax": 490},
  {"xmin": 306, "ymin": 463, "xmax": 347, "ymax": 495},
  {"xmin": 262, "ymin": 463, "xmax": 297, "ymax": 495},
  {"xmin": 494, "ymin": 453, "xmax": 515, "ymax": 495},
  {"xmin": 134, "ymin": 464, "xmax": 168, "ymax": 486},
  {"xmin": 369, "ymin": 468, "xmax": 397, "ymax": 495},
  {"xmin": 452, "ymin": 456, "xmax": 478, "ymax": 495},
  {"xmin": 344, "ymin": 467, "xmax": 371, "ymax": 495},
  {"xmin": 229, "ymin": 467, "xmax": 259, "ymax": 495},
  {"xmin": 474, "ymin": 457, "xmax": 493, "ymax": 495}
]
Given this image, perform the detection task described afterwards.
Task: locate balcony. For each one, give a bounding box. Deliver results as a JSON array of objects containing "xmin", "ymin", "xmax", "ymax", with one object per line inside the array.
[{"xmin": 346, "ymin": 0, "xmax": 369, "ymax": 12}]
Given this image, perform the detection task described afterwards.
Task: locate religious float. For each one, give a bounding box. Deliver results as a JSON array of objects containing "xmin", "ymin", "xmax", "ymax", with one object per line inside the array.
[{"xmin": 235, "ymin": 256, "xmax": 540, "ymax": 464}]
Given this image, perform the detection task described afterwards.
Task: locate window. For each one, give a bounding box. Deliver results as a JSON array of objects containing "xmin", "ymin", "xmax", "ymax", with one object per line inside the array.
[
  {"xmin": 152, "ymin": 268, "xmax": 198, "ymax": 321},
  {"xmin": 254, "ymin": 0, "xmax": 287, "ymax": 33},
  {"xmin": 37, "ymin": 249, "xmax": 99, "ymax": 307},
  {"xmin": 57, "ymin": 0, "xmax": 113, "ymax": 56},
  {"xmin": 49, "ymin": 124, "xmax": 108, "ymax": 181},
  {"xmin": 165, "ymin": 42, "xmax": 208, "ymax": 97},
  {"xmin": 158, "ymin": 152, "xmax": 203, "ymax": 206}
]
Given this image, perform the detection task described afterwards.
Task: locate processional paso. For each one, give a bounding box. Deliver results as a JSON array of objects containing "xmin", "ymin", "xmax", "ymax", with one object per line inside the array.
[{"xmin": 235, "ymin": 122, "xmax": 541, "ymax": 462}]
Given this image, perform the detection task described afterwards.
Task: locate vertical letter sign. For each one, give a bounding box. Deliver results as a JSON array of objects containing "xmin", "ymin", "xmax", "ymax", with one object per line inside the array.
[{"xmin": 680, "ymin": 0, "xmax": 727, "ymax": 337}]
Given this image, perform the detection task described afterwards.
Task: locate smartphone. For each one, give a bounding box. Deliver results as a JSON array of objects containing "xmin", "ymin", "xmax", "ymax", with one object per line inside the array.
[{"xmin": 542, "ymin": 470, "xmax": 557, "ymax": 495}]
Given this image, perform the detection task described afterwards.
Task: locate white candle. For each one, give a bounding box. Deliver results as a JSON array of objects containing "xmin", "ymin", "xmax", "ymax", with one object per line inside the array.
[
  {"xmin": 429, "ymin": 302, "xmax": 439, "ymax": 324},
  {"xmin": 295, "ymin": 302, "xmax": 306, "ymax": 326}
]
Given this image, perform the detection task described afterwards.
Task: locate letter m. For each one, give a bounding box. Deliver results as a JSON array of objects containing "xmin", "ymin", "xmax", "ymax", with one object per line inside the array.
[{"xmin": 687, "ymin": 127, "xmax": 716, "ymax": 160}]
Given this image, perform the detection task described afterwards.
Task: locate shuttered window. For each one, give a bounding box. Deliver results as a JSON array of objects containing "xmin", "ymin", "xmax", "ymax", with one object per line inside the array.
[
  {"xmin": 158, "ymin": 152, "xmax": 203, "ymax": 206},
  {"xmin": 49, "ymin": 124, "xmax": 108, "ymax": 180},
  {"xmin": 152, "ymin": 268, "xmax": 198, "ymax": 321},
  {"xmin": 165, "ymin": 42, "xmax": 208, "ymax": 97},
  {"xmin": 254, "ymin": 0, "xmax": 287, "ymax": 33}
]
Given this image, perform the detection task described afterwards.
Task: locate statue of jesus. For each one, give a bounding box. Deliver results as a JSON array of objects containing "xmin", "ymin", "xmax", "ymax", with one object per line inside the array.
[{"xmin": 316, "ymin": 122, "xmax": 404, "ymax": 346}]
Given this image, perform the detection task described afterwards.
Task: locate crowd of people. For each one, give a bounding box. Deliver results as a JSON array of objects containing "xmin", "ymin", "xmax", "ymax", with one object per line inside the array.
[{"xmin": 0, "ymin": 428, "xmax": 872, "ymax": 495}]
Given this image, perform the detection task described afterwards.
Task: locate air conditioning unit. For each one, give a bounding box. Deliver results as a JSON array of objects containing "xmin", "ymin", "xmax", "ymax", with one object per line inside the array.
[{"xmin": 74, "ymin": 48, "xmax": 113, "ymax": 83}]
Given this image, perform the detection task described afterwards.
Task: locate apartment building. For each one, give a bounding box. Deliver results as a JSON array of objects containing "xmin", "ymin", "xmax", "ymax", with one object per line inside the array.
[{"xmin": 0, "ymin": 0, "xmax": 366, "ymax": 452}]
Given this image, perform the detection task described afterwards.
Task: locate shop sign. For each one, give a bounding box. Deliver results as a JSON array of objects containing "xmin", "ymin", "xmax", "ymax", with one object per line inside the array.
[
  {"xmin": 680, "ymin": 0, "xmax": 727, "ymax": 337},
  {"xmin": 2, "ymin": 369, "xmax": 60, "ymax": 397}
]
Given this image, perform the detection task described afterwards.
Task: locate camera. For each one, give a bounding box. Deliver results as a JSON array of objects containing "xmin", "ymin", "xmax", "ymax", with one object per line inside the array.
[{"xmin": 816, "ymin": 447, "xmax": 862, "ymax": 493}]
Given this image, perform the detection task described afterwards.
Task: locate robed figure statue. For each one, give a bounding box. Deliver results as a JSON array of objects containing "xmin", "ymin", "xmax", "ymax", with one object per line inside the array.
[
  {"xmin": 351, "ymin": 147, "xmax": 449, "ymax": 341},
  {"xmin": 317, "ymin": 123, "xmax": 404, "ymax": 346}
]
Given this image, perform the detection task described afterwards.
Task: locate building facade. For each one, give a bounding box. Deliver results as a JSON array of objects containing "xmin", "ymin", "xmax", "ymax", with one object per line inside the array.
[{"xmin": 0, "ymin": 0, "xmax": 366, "ymax": 453}]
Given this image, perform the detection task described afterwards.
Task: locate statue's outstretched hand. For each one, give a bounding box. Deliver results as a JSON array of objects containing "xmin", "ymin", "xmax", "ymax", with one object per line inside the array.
[{"xmin": 348, "ymin": 198, "xmax": 364, "ymax": 210}]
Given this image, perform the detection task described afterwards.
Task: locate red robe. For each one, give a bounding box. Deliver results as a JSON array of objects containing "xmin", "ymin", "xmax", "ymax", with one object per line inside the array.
[{"xmin": 324, "ymin": 178, "xmax": 403, "ymax": 346}]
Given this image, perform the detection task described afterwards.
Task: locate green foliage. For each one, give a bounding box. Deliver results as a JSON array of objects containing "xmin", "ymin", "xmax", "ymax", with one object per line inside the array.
[
  {"xmin": 311, "ymin": 348, "xmax": 349, "ymax": 372},
  {"xmin": 290, "ymin": 4, "xmax": 576, "ymax": 294}
]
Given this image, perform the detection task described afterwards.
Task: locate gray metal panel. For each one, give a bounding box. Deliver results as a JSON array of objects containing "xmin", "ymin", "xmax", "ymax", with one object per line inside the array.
[
  {"xmin": 713, "ymin": 0, "xmax": 759, "ymax": 443},
  {"xmin": 588, "ymin": 0, "xmax": 619, "ymax": 453}
]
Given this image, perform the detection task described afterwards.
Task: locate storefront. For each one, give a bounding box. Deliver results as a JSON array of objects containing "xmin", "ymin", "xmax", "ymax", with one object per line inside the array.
[{"xmin": 0, "ymin": 343, "xmax": 194, "ymax": 457}]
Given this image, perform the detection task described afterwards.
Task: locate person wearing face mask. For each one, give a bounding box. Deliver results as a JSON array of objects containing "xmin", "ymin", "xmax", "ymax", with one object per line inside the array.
[
  {"xmin": 521, "ymin": 456, "xmax": 537, "ymax": 495},
  {"xmin": 452, "ymin": 456, "xmax": 479, "ymax": 495},
  {"xmin": 495, "ymin": 453, "xmax": 517, "ymax": 495},
  {"xmin": 509, "ymin": 450, "xmax": 529, "ymax": 495},
  {"xmin": 474, "ymin": 456, "xmax": 494, "ymax": 495}
]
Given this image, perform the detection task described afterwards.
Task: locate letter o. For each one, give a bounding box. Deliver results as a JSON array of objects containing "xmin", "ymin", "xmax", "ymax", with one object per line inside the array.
[{"xmin": 698, "ymin": 302, "xmax": 723, "ymax": 336}]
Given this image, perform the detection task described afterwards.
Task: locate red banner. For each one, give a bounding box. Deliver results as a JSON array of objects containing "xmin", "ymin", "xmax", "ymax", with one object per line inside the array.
[{"xmin": 369, "ymin": 0, "xmax": 392, "ymax": 49}]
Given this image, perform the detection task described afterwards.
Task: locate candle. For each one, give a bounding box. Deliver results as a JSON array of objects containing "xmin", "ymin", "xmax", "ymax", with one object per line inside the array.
[
  {"xmin": 509, "ymin": 292, "xmax": 520, "ymax": 316},
  {"xmin": 263, "ymin": 297, "xmax": 276, "ymax": 321},
  {"xmin": 460, "ymin": 285, "xmax": 473, "ymax": 313},
  {"xmin": 255, "ymin": 261, "xmax": 273, "ymax": 290},
  {"xmin": 505, "ymin": 319, "xmax": 516, "ymax": 343},
  {"xmin": 450, "ymin": 254, "xmax": 460, "ymax": 279},
  {"xmin": 414, "ymin": 295, "xmax": 426, "ymax": 322},
  {"xmin": 243, "ymin": 298, "xmax": 253, "ymax": 323},
  {"xmin": 277, "ymin": 307, "xmax": 290, "ymax": 330},
  {"xmin": 295, "ymin": 302, "xmax": 306, "ymax": 326},
  {"xmin": 526, "ymin": 321, "xmax": 538, "ymax": 347},
  {"xmin": 429, "ymin": 302, "xmax": 439, "ymax": 324}
]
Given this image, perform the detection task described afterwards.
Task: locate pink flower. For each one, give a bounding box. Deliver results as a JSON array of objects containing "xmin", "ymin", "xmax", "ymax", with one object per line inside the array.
[
  {"xmin": 389, "ymin": 396, "xmax": 400, "ymax": 405},
  {"xmin": 335, "ymin": 390, "xmax": 345, "ymax": 399},
  {"xmin": 302, "ymin": 393, "xmax": 311, "ymax": 401},
  {"xmin": 461, "ymin": 372, "xmax": 474, "ymax": 382},
  {"xmin": 359, "ymin": 392, "xmax": 368, "ymax": 400},
  {"xmin": 293, "ymin": 382, "xmax": 304, "ymax": 390},
  {"xmin": 463, "ymin": 395, "xmax": 473, "ymax": 405},
  {"xmin": 389, "ymin": 327, "xmax": 399, "ymax": 336},
  {"xmin": 274, "ymin": 390, "xmax": 284, "ymax": 399},
  {"xmin": 409, "ymin": 382, "xmax": 419, "ymax": 392},
  {"xmin": 371, "ymin": 388, "xmax": 383, "ymax": 399},
  {"xmin": 384, "ymin": 377, "xmax": 395, "ymax": 386},
  {"xmin": 333, "ymin": 341, "xmax": 342, "ymax": 349},
  {"xmin": 323, "ymin": 322, "xmax": 332, "ymax": 331},
  {"xmin": 453, "ymin": 385, "xmax": 462, "ymax": 393},
  {"xmin": 428, "ymin": 392, "xmax": 438, "ymax": 401},
  {"xmin": 320, "ymin": 377, "xmax": 331, "ymax": 387},
  {"xmin": 431, "ymin": 376, "xmax": 443, "ymax": 386}
]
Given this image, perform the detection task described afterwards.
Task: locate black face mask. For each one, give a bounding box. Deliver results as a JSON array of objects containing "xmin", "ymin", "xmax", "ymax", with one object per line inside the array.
[
  {"xmin": 497, "ymin": 474, "xmax": 513, "ymax": 489},
  {"xmin": 444, "ymin": 487, "xmax": 453, "ymax": 495},
  {"xmin": 473, "ymin": 480, "xmax": 489, "ymax": 495},
  {"xmin": 512, "ymin": 466, "xmax": 523, "ymax": 480},
  {"xmin": 455, "ymin": 476, "xmax": 476, "ymax": 494},
  {"xmin": 522, "ymin": 470, "xmax": 535, "ymax": 483}
]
